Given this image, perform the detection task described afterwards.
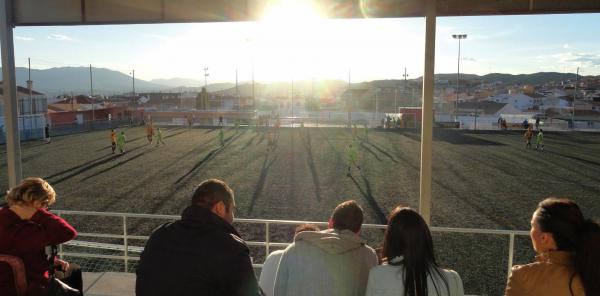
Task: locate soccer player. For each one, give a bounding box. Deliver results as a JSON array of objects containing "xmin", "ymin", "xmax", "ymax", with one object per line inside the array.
[
  {"xmin": 218, "ymin": 116, "xmax": 224, "ymax": 127},
  {"xmin": 155, "ymin": 127, "xmax": 165, "ymax": 147},
  {"xmin": 146, "ymin": 122, "xmax": 154, "ymax": 144},
  {"xmin": 110, "ymin": 129, "xmax": 117, "ymax": 154},
  {"xmin": 117, "ymin": 131, "xmax": 126, "ymax": 154},
  {"xmin": 44, "ymin": 124, "xmax": 51, "ymax": 143},
  {"xmin": 346, "ymin": 142, "xmax": 361, "ymax": 177},
  {"xmin": 536, "ymin": 129, "xmax": 544, "ymax": 151},
  {"xmin": 363, "ymin": 124, "xmax": 369, "ymax": 143},
  {"xmin": 523, "ymin": 127, "xmax": 533, "ymax": 149}
]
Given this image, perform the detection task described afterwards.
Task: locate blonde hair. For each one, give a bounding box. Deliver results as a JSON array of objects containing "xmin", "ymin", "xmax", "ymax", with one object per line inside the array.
[{"xmin": 6, "ymin": 177, "xmax": 56, "ymax": 207}]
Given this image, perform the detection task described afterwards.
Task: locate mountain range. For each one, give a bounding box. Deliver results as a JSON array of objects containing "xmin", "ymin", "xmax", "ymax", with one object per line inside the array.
[{"xmin": 0, "ymin": 67, "xmax": 591, "ymax": 97}]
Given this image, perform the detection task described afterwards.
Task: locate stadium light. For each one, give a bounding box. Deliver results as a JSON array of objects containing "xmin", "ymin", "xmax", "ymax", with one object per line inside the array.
[{"xmin": 452, "ymin": 34, "xmax": 467, "ymax": 122}]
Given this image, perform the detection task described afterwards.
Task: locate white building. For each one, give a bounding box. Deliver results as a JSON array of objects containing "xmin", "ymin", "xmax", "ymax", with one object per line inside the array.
[{"xmin": 484, "ymin": 93, "xmax": 535, "ymax": 111}]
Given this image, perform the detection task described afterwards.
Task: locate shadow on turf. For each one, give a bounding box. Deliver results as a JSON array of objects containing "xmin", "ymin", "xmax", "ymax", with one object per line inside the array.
[
  {"xmin": 400, "ymin": 130, "xmax": 505, "ymax": 146},
  {"xmin": 47, "ymin": 144, "xmax": 149, "ymax": 185},
  {"xmin": 94, "ymin": 135, "xmax": 150, "ymax": 152},
  {"xmin": 175, "ymin": 130, "xmax": 247, "ymax": 184},
  {"xmin": 80, "ymin": 148, "xmax": 154, "ymax": 181},
  {"xmin": 349, "ymin": 174, "xmax": 387, "ymax": 224},
  {"xmin": 242, "ymin": 132, "xmax": 260, "ymax": 150},
  {"xmin": 248, "ymin": 154, "xmax": 278, "ymax": 212},
  {"xmin": 300, "ymin": 129, "xmax": 322, "ymax": 201}
]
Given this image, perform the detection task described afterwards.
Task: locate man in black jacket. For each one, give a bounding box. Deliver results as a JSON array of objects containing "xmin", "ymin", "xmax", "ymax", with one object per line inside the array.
[{"xmin": 136, "ymin": 179, "xmax": 263, "ymax": 296}]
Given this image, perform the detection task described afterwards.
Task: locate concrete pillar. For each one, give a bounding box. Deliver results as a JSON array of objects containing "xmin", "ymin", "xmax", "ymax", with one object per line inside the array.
[{"xmin": 419, "ymin": 0, "xmax": 436, "ymax": 225}]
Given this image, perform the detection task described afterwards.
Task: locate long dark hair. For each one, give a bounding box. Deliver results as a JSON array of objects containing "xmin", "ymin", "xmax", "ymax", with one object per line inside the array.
[
  {"xmin": 535, "ymin": 198, "xmax": 600, "ymax": 296},
  {"xmin": 382, "ymin": 207, "xmax": 449, "ymax": 296}
]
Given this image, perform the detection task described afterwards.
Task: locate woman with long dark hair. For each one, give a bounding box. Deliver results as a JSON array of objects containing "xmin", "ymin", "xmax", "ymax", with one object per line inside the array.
[
  {"xmin": 505, "ymin": 197, "xmax": 600, "ymax": 296},
  {"xmin": 366, "ymin": 206, "xmax": 464, "ymax": 296}
]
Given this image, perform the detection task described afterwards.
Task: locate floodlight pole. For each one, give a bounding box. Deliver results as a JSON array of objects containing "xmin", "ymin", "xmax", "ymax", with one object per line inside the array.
[
  {"xmin": 452, "ymin": 34, "xmax": 467, "ymax": 122},
  {"xmin": 90, "ymin": 64, "xmax": 95, "ymax": 122},
  {"xmin": 402, "ymin": 67, "xmax": 409, "ymax": 106},
  {"xmin": 420, "ymin": 0, "xmax": 437, "ymax": 225},
  {"xmin": 0, "ymin": 0, "xmax": 22, "ymax": 187}
]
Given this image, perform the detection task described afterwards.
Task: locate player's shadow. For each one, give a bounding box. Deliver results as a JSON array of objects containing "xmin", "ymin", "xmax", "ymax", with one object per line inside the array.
[
  {"xmin": 45, "ymin": 154, "xmax": 113, "ymax": 179},
  {"xmin": 364, "ymin": 139, "xmax": 399, "ymax": 164},
  {"xmin": 349, "ymin": 174, "xmax": 387, "ymax": 224},
  {"xmin": 300, "ymin": 130, "xmax": 322, "ymax": 201},
  {"xmin": 359, "ymin": 141, "xmax": 382, "ymax": 161},
  {"xmin": 248, "ymin": 154, "xmax": 278, "ymax": 212},
  {"xmin": 242, "ymin": 132, "xmax": 259, "ymax": 150},
  {"xmin": 317, "ymin": 128, "xmax": 344, "ymax": 166},
  {"xmin": 47, "ymin": 154, "xmax": 121, "ymax": 185},
  {"xmin": 163, "ymin": 129, "xmax": 189, "ymax": 139},
  {"xmin": 81, "ymin": 149, "xmax": 153, "ymax": 181},
  {"xmin": 175, "ymin": 130, "xmax": 246, "ymax": 184},
  {"xmin": 94, "ymin": 135, "xmax": 148, "ymax": 152},
  {"xmin": 204, "ymin": 127, "xmax": 217, "ymax": 134}
]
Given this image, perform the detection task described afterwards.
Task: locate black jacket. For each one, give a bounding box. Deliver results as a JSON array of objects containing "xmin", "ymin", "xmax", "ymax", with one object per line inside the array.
[{"xmin": 136, "ymin": 205, "xmax": 263, "ymax": 296}]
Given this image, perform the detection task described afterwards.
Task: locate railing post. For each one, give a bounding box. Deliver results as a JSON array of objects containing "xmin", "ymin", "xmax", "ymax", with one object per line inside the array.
[
  {"xmin": 507, "ymin": 232, "xmax": 515, "ymax": 277},
  {"xmin": 123, "ymin": 216, "xmax": 128, "ymax": 272},
  {"xmin": 265, "ymin": 222, "xmax": 270, "ymax": 259}
]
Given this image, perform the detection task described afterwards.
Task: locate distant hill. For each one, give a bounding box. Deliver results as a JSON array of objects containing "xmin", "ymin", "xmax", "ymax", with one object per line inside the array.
[
  {"xmin": 0, "ymin": 67, "xmax": 168, "ymax": 96},
  {"xmin": 150, "ymin": 77, "xmax": 203, "ymax": 88},
  {"xmin": 430, "ymin": 72, "xmax": 583, "ymax": 85},
  {"xmin": 169, "ymin": 83, "xmax": 236, "ymax": 93},
  {"xmin": 215, "ymin": 80, "xmax": 347, "ymax": 98}
]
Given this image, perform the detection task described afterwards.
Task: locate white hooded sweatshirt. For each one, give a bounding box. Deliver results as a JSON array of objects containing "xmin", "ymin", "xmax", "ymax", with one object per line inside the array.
[{"xmin": 273, "ymin": 229, "xmax": 378, "ymax": 296}]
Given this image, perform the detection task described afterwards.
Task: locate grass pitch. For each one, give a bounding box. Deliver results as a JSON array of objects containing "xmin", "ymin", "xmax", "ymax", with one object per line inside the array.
[{"xmin": 2, "ymin": 126, "xmax": 599, "ymax": 295}]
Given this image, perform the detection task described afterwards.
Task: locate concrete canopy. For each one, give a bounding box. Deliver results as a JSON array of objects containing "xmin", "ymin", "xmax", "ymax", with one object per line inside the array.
[{"xmin": 11, "ymin": 0, "xmax": 600, "ymax": 26}]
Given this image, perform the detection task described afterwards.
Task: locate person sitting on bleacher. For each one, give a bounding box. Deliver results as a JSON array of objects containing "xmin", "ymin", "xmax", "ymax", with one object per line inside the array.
[
  {"xmin": 0, "ymin": 177, "xmax": 78, "ymax": 296},
  {"xmin": 136, "ymin": 179, "xmax": 264, "ymax": 296},
  {"xmin": 505, "ymin": 198, "xmax": 600, "ymax": 296},
  {"xmin": 273, "ymin": 200, "xmax": 378, "ymax": 296},
  {"xmin": 365, "ymin": 206, "xmax": 464, "ymax": 296}
]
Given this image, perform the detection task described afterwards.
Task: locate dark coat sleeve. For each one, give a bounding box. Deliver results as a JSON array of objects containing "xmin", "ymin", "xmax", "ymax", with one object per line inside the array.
[{"xmin": 224, "ymin": 235, "xmax": 264, "ymax": 296}]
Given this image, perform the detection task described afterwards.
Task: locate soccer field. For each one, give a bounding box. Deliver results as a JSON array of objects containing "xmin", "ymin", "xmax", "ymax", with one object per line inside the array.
[
  {"xmin": 3, "ymin": 126, "xmax": 600, "ymax": 230},
  {"xmin": 3, "ymin": 126, "xmax": 599, "ymax": 295}
]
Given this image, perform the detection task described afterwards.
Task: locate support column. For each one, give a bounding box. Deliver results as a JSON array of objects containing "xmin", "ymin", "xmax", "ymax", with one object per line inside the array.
[
  {"xmin": 0, "ymin": 0, "xmax": 22, "ymax": 187},
  {"xmin": 419, "ymin": 0, "xmax": 436, "ymax": 225}
]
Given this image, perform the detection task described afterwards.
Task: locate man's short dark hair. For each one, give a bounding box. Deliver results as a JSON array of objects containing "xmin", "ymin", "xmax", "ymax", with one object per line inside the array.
[
  {"xmin": 331, "ymin": 200, "xmax": 364, "ymax": 233},
  {"xmin": 191, "ymin": 179, "xmax": 234, "ymax": 210}
]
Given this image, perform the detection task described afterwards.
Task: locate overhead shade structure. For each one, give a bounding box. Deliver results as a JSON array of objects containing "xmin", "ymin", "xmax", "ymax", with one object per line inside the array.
[{"xmin": 10, "ymin": 0, "xmax": 600, "ymax": 26}]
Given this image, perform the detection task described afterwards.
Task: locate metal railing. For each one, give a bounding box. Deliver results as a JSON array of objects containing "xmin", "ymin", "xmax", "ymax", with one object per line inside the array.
[{"xmin": 54, "ymin": 210, "xmax": 529, "ymax": 277}]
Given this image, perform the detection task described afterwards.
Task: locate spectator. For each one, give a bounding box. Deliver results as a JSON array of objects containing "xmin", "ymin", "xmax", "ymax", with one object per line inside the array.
[
  {"xmin": 274, "ymin": 200, "xmax": 378, "ymax": 296},
  {"xmin": 259, "ymin": 224, "xmax": 320, "ymax": 296},
  {"xmin": 136, "ymin": 179, "xmax": 263, "ymax": 296},
  {"xmin": 0, "ymin": 177, "xmax": 78, "ymax": 296},
  {"xmin": 365, "ymin": 206, "xmax": 464, "ymax": 296},
  {"xmin": 505, "ymin": 198, "xmax": 600, "ymax": 296}
]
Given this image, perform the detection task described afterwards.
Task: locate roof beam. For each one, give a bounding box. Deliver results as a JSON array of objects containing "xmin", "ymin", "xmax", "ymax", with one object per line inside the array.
[{"xmin": 11, "ymin": 0, "xmax": 600, "ymax": 26}]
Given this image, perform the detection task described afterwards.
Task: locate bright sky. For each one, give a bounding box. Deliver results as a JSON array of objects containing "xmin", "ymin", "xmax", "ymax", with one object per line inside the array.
[{"xmin": 11, "ymin": 8, "xmax": 600, "ymax": 84}]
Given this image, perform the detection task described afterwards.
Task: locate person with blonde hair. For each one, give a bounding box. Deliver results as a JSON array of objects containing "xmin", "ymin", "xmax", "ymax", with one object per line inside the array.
[{"xmin": 0, "ymin": 177, "xmax": 78, "ymax": 296}]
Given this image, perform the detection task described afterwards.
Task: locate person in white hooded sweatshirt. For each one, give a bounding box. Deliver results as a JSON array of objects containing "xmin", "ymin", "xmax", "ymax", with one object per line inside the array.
[{"xmin": 273, "ymin": 200, "xmax": 378, "ymax": 296}]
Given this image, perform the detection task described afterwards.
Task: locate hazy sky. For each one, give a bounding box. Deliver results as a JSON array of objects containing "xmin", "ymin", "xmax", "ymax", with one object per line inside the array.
[{"xmin": 11, "ymin": 10, "xmax": 600, "ymax": 84}]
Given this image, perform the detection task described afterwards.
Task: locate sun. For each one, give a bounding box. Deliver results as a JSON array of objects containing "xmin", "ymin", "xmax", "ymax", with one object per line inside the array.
[{"xmin": 261, "ymin": 0, "xmax": 324, "ymax": 23}]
